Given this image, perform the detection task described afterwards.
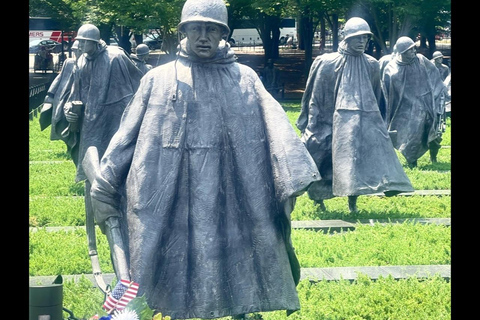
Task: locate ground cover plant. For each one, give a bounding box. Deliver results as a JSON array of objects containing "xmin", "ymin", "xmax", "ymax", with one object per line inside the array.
[
  {"xmin": 29, "ymin": 100, "xmax": 451, "ymax": 320},
  {"xmin": 29, "ymin": 222, "xmax": 450, "ymax": 276},
  {"xmin": 58, "ymin": 275, "xmax": 450, "ymax": 320}
]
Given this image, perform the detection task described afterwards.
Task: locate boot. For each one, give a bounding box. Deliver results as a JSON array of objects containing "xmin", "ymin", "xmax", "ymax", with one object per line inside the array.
[
  {"xmin": 429, "ymin": 148, "xmax": 439, "ymax": 163},
  {"xmin": 315, "ymin": 199, "xmax": 327, "ymax": 211},
  {"xmin": 408, "ymin": 160, "xmax": 417, "ymax": 168},
  {"xmin": 348, "ymin": 196, "xmax": 358, "ymax": 213}
]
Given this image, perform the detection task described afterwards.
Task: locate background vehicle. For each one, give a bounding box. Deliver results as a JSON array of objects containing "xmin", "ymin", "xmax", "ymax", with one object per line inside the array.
[
  {"xmin": 29, "ymin": 17, "xmax": 76, "ymax": 45},
  {"xmin": 229, "ymin": 28, "xmax": 262, "ymax": 46},
  {"xmin": 29, "ymin": 39, "xmax": 62, "ymax": 54},
  {"xmin": 229, "ymin": 17, "xmax": 297, "ymax": 47},
  {"xmin": 144, "ymin": 34, "xmax": 163, "ymax": 50},
  {"xmin": 278, "ymin": 18, "xmax": 297, "ymax": 45}
]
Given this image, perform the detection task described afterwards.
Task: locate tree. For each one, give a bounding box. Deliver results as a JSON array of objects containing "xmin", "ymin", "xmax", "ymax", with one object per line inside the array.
[
  {"xmin": 29, "ymin": 0, "xmax": 87, "ymax": 33},
  {"xmin": 29, "ymin": 0, "xmax": 184, "ymax": 55},
  {"xmin": 96, "ymin": 0, "xmax": 184, "ymax": 55},
  {"xmin": 356, "ymin": 0, "xmax": 451, "ymax": 58},
  {"xmin": 228, "ymin": 0, "xmax": 293, "ymax": 61},
  {"xmin": 30, "ymin": 0, "xmax": 450, "ymax": 60},
  {"xmin": 292, "ymin": 0, "xmax": 354, "ymax": 73}
]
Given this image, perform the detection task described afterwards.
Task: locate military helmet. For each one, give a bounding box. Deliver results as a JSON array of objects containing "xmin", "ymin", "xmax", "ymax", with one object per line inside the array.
[
  {"xmin": 136, "ymin": 44, "xmax": 150, "ymax": 56},
  {"xmin": 395, "ymin": 36, "xmax": 416, "ymax": 54},
  {"xmin": 177, "ymin": 0, "xmax": 230, "ymax": 34},
  {"xmin": 343, "ymin": 17, "xmax": 372, "ymax": 40},
  {"xmin": 432, "ymin": 51, "xmax": 443, "ymax": 60},
  {"xmin": 76, "ymin": 24, "xmax": 101, "ymax": 42}
]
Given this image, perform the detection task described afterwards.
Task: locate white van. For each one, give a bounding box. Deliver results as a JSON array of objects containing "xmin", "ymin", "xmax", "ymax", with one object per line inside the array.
[
  {"xmin": 228, "ymin": 18, "xmax": 297, "ymax": 47},
  {"xmin": 229, "ymin": 28, "xmax": 263, "ymax": 46}
]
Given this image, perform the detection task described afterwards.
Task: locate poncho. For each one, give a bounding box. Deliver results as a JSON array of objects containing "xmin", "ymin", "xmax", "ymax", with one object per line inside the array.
[
  {"xmin": 67, "ymin": 42, "xmax": 143, "ymax": 180},
  {"xmin": 90, "ymin": 39, "xmax": 320, "ymax": 319},
  {"xmin": 296, "ymin": 41, "xmax": 413, "ymax": 200},
  {"xmin": 39, "ymin": 57, "xmax": 76, "ymax": 144},
  {"xmin": 130, "ymin": 53, "xmax": 153, "ymax": 74},
  {"xmin": 382, "ymin": 53, "xmax": 446, "ymax": 163}
]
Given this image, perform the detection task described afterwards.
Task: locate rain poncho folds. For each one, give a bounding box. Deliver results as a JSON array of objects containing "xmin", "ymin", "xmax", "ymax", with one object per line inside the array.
[
  {"xmin": 91, "ymin": 39, "xmax": 320, "ymax": 319},
  {"xmin": 382, "ymin": 53, "xmax": 446, "ymax": 164},
  {"xmin": 67, "ymin": 41, "xmax": 143, "ymax": 179},
  {"xmin": 296, "ymin": 41, "xmax": 413, "ymax": 200},
  {"xmin": 39, "ymin": 57, "xmax": 76, "ymax": 142}
]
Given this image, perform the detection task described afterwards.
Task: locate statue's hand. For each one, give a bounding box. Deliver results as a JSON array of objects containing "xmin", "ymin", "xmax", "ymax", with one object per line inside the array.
[
  {"xmin": 64, "ymin": 102, "xmax": 79, "ymax": 123},
  {"xmin": 90, "ymin": 195, "xmax": 121, "ymax": 225}
]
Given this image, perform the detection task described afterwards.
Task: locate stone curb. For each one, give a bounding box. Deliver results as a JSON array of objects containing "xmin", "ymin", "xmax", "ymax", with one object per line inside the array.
[
  {"xmin": 300, "ymin": 264, "xmax": 450, "ymax": 282},
  {"xmin": 30, "ymin": 218, "xmax": 451, "ymax": 234},
  {"xmin": 29, "ymin": 264, "xmax": 450, "ymax": 287}
]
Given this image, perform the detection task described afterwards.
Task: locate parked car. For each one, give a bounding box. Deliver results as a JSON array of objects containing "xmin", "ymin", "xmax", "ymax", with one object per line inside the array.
[
  {"xmin": 29, "ymin": 39, "xmax": 62, "ymax": 54},
  {"xmin": 144, "ymin": 34, "xmax": 163, "ymax": 50}
]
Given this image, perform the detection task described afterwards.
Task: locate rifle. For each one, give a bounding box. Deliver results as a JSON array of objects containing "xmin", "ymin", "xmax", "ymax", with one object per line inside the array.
[
  {"xmin": 436, "ymin": 92, "xmax": 446, "ymax": 137},
  {"xmin": 82, "ymin": 146, "xmax": 130, "ymax": 294}
]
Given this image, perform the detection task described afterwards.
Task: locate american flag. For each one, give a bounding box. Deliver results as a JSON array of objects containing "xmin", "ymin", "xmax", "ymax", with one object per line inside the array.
[{"xmin": 103, "ymin": 279, "xmax": 139, "ymax": 313}]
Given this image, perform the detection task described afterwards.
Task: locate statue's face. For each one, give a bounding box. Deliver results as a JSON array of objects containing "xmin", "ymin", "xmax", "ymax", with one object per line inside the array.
[
  {"xmin": 401, "ymin": 47, "xmax": 416, "ymax": 61},
  {"xmin": 184, "ymin": 22, "xmax": 225, "ymax": 59},
  {"xmin": 346, "ymin": 34, "xmax": 370, "ymax": 54},
  {"xmin": 78, "ymin": 39, "xmax": 97, "ymax": 56}
]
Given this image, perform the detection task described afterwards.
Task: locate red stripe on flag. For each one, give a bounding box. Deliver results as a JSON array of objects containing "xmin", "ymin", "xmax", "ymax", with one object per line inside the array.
[{"xmin": 102, "ymin": 279, "xmax": 139, "ymax": 313}]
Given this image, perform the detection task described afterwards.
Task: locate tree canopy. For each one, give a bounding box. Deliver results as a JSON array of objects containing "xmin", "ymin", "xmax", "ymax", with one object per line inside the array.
[{"xmin": 29, "ymin": 0, "xmax": 450, "ymax": 59}]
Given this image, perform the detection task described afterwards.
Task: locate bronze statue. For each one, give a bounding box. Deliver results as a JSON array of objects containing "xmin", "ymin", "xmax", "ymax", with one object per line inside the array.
[
  {"xmin": 296, "ymin": 17, "xmax": 413, "ymax": 213},
  {"xmin": 130, "ymin": 43, "xmax": 153, "ymax": 74},
  {"xmin": 89, "ymin": 0, "xmax": 320, "ymax": 318},
  {"xmin": 262, "ymin": 58, "xmax": 281, "ymax": 97},
  {"xmin": 430, "ymin": 51, "xmax": 450, "ymax": 81},
  {"xmin": 382, "ymin": 37, "xmax": 447, "ymax": 166},
  {"xmin": 47, "ymin": 24, "xmax": 144, "ymax": 287},
  {"xmin": 39, "ymin": 40, "xmax": 80, "ymax": 139}
]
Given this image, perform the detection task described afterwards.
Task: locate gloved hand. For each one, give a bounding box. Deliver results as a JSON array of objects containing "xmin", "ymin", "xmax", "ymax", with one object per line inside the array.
[
  {"xmin": 90, "ymin": 189, "xmax": 122, "ymax": 226},
  {"xmin": 64, "ymin": 101, "xmax": 79, "ymax": 124}
]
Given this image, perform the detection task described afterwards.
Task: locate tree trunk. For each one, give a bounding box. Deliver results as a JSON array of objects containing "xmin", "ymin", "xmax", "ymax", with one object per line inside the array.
[
  {"xmin": 332, "ymin": 13, "xmax": 339, "ymax": 52},
  {"xmin": 258, "ymin": 14, "xmax": 281, "ymax": 62},
  {"xmin": 134, "ymin": 34, "xmax": 143, "ymax": 48},
  {"xmin": 115, "ymin": 25, "xmax": 132, "ymax": 54},
  {"xmin": 319, "ymin": 14, "xmax": 326, "ymax": 53},
  {"xmin": 301, "ymin": 14, "xmax": 313, "ymax": 75},
  {"xmin": 162, "ymin": 31, "xmax": 179, "ymax": 57},
  {"xmin": 298, "ymin": 14, "xmax": 305, "ymax": 51}
]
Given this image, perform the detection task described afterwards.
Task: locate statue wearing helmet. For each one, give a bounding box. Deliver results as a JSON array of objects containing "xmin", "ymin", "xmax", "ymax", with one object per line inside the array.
[
  {"xmin": 176, "ymin": 0, "xmax": 231, "ymax": 60},
  {"xmin": 39, "ymin": 40, "xmax": 81, "ymax": 135},
  {"xmin": 75, "ymin": 24, "xmax": 102, "ymax": 57},
  {"xmin": 177, "ymin": 0, "xmax": 230, "ymax": 35},
  {"xmin": 342, "ymin": 17, "xmax": 373, "ymax": 40},
  {"xmin": 130, "ymin": 43, "xmax": 152, "ymax": 74},
  {"xmin": 297, "ymin": 16, "xmax": 413, "ymax": 213},
  {"xmin": 76, "ymin": 24, "xmax": 101, "ymax": 42},
  {"xmin": 395, "ymin": 36, "xmax": 416, "ymax": 55},
  {"xmin": 382, "ymin": 36, "xmax": 448, "ymax": 166},
  {"xmin": 90, "ymin": 0, "xmax": 321, "ymax": 318},
  {"xmin": 430, "ymin": 50, "xmax": 450, "ymax": 80},
  {"xmin": 57, "ymin": 23, "xmax": 144, "ymax": 293}
]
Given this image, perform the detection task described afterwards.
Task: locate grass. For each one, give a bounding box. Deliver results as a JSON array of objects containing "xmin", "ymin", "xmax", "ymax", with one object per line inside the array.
[
  {"xmin": 28, "ymin": 101, "xmax": 451, "ymax": 320},
  {"xmin": 293, "ymin": 223, "xmax": 450, "ymax": 268},
  {"xmin": 29, "ymin": 192, "xmax": 451, "ymax": 228},
  {"xmin": 29, "ymin": 222, "xmax": 451, "ymax": 276},
  {"xmin": 57, "ymin": 275, "xmax": 450, "ymax": 320}
]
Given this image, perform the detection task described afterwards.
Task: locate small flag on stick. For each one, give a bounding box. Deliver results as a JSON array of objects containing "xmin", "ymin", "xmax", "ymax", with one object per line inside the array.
[{"xmin": 103, "ymin": 279, "xmax": 139, "ymax": 313}]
